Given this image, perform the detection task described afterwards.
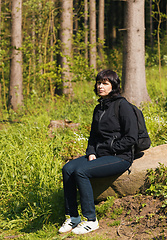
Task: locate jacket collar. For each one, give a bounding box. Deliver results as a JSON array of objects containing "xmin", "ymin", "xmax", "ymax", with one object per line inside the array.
[{"xmin": 98, "ymin": 94, "xmax": 122, "ymax": 108}]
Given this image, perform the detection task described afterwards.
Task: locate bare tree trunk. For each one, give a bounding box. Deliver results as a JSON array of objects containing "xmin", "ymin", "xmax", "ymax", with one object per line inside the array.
[
  {"xmin": 39, "ymin": 2, "xmax": 43, "ymax": 75},
  {"xmin": 89, "ymin": 0, "xmax": 96, "ymax": 69},
  {"xmin": 50, "ymin": 3, "xmax": 54, "ymax": 63},
  {"xmin": 9, "ymin": 0, "xmax": 23, "ymax": 111},
  {"xmin": 150, "ymin": 0, "xmax": 154, "ymax": 52},
  {"xmin": 98, "ymin": 0, "xmax": 104, "ymax": 60},
  {"xmin": 32, "ymin": 12, "xmax": 36, "ymax": 83},
  {"xmin": 122, "ymin": 0, "xmax": 150, "ymax": 107},
  {"xmin": 166, "ymin": 0, "xmax": 167, "ymax": 32},
  {"xmin": 73, "ymin": 0, "xmax": 78, "ymax": 36},
  {"xmin": 84, "ymin": 0, "xmax": 88, "ymax": 60},
  {"xmin": 49, "ymin": 1, "xmax": 54, "ymax": 98},
  {"xmin": 60, "ymin": 0, "xmax": 73, "ymax": 95},
  {"xmin": 111, "ymin": 0, "xmax": 116, "ymax": 48}
]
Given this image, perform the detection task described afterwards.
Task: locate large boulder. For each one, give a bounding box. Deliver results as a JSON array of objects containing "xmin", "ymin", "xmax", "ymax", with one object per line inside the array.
[{"xmin": 90, "ymin": 144, "xmax": 167, "ymax": 201}]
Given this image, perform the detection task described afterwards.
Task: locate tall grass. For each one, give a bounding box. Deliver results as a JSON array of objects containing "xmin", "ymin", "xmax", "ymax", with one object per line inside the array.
[
  {"xmin": 145, "ymin": 66, "xmax": 167, "ymax": 146},
  {"xmin": 0, "ymin": 81, "xmax": 97, "ymax": 232},
  {"xmin": 146, "ymin": 66, "xmax": 167, "ymax": 98},
  {"xmin": 0, "ymin": 71, "xmax": 166, "ymax": 236}
]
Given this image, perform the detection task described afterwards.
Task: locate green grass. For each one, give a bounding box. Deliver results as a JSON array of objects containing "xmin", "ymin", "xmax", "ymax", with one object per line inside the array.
[
  {"xmin": 146, "ymin": 66, "xmax": 167, "ymax": 98},
  {"xmin": 0, "ymin": 70, "xmax": 167, "ymax": 239}
]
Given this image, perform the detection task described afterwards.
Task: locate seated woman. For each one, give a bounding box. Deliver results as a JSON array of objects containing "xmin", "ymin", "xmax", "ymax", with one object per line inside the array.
[{"xmin": 59, "ymin": 69, "xmax": 138, "ymax": 235}]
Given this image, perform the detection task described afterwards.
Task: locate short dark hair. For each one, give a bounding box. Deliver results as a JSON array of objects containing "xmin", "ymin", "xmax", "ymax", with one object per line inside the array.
[{"xmin": 94, "ymin": 69, "xmax": 121, "ymax": 97}]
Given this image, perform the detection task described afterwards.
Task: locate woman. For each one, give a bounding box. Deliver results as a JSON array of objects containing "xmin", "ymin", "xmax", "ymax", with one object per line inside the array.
[{"xmin": 59, "ymin": 70, "xmax": 138, "ymax": 235}]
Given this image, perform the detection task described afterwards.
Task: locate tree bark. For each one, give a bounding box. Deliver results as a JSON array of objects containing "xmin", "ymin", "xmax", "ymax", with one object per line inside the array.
[
  {"xmin": 89, "ymin": 0, "xmax": 96, "ymax": 69},
  {"xmin": 150, "ymin": 0, "xmax": 153, "ymax": 52},
  {"xmin": 166, "ymin": 0, "xmax": 167, "ymax": 32},
  {"xmin": 32, "ymin": 12, "xmax": 36, "ymax": 83},
  {"xmin": 84, "ymin": 0, "xmax": 88, "ymax": 60},
  {"xmin": 60, "ymin": 0, "xmax": 73, "ymax": 95},
  {"xmin": 9, "ymin": 0, "xmax": 23, "ymax": 111},
  {"xmin": 38, "ymin": 2, "xmax": 43, "ymax": 75},
  {"xmin": 111, "ymin": 0, "xmax": 116, "ymax": 48},
  {"xmin": 50, "ymin": 8, "xmax": 54, "ymax": 63},
  {"xmin": 122, "ymin": 0, "xmax": 150, "ymax": 107},
  {"xmin": 98, "ymin": 0, "xmax": 104, "ymax": 60}
]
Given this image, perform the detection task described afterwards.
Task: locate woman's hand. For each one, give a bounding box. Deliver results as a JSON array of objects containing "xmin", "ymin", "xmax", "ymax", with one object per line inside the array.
[{"xmin": 88, "ymin": 154, "xmax": 96, "ymax": 161}]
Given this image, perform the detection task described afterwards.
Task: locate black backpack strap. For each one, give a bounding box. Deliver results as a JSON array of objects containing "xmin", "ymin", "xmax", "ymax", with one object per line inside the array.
[{"xmin": 114, "ymin": 98, "xmax": 123, "ymax": 121}]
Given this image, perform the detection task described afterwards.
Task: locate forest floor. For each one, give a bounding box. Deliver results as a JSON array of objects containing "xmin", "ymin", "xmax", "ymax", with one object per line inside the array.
[
  {"xmin": 1, "ymin": 195, "xmax": 167, "ymax": 239},
  {"xmin": 63, "ymin": 195, "xmax": 167, "ymax": 240}
]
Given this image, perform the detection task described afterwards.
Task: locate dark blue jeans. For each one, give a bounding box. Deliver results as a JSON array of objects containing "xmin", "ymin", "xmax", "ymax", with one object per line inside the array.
[{"xmin": 62, "ymin": 155, "xmax": 131, "ymax": 221}]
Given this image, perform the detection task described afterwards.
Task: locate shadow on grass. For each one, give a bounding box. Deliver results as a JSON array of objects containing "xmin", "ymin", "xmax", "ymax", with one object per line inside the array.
[
  {"xmin": 1, "ymin": 189, "xmax": 65, "ymax": 234},
  {"xmin": 21, "ymin": 189, "xmax": 65, "ymax": 233}
]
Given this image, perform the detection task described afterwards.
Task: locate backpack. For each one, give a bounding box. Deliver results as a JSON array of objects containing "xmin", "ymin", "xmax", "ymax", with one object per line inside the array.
[{"xmin": 114, "ymin": 97, "xmax": 151, "ymax": 155}]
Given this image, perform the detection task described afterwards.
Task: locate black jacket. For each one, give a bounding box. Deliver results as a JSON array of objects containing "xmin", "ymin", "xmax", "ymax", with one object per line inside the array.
[{"xmin": 86, "ymin": 95, "xmax": 138, "ymax": 162}]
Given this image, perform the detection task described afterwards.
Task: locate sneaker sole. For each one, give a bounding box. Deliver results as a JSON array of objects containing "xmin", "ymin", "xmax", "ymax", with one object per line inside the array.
[
  {"xmin": 59, "ymin": 222, "xmax": 81, "ymax": 233},
  {"xmin": 72, "ymin": 225, "xmax": 99, "ymax": 234}
]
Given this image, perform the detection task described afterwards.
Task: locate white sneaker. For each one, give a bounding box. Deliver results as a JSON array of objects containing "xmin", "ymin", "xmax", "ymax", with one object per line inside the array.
[
  {"xmin": 59, "ymin": 215, "xmax": 81, "ymax": 233},
  {"xmin": 72, "ymin": 218, "xmax": 99, "ymax": 234}
]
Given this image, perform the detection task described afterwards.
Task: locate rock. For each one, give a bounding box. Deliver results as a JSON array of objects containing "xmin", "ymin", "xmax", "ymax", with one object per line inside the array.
[{"xmin": 90, "ymin": 144, "xmax": 167, "ymax": 201}]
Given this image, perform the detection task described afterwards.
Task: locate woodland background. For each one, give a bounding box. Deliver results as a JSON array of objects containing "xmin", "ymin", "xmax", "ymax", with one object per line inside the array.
[
  {"xmin": 0, "ymin": 0, "xmax": 167, "ymax": 110},
  {"xmin": 0, "ymin": 0, "xmax": 167, "ymax": 239}
]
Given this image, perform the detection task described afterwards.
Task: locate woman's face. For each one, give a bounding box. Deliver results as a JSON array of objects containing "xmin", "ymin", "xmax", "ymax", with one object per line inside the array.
[{"xmin": 96, "ymin": 79, "xmax": 112, "ymax": 98}]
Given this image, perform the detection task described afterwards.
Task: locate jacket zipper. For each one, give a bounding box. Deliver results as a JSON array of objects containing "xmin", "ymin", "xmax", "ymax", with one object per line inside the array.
[
  {"xmin": 110, "ymin": 135, "xmax": 118, "ymax": 147},
  {"xmin": 96, "ymin": 108, "xmax": 105, "ymax": 152},
  {"xmin": 98, "ymin": 110, "xmax": 105, "ymax": 133},
  {"xmin": 110, "ymin": 135, "xmax": 118, "ymax": 156}
]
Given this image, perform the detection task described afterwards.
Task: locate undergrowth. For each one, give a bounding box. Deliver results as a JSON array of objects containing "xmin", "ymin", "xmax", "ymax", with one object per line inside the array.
[
  {"xmin": 0, "ymin": 72, "xmax": 167, "ymax": 239},
  {"xmin": 146, "ymin": 163, "xmax": 167, "ymax": 209}
]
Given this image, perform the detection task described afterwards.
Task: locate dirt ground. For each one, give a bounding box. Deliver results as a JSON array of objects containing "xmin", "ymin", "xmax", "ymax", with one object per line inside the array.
[{"xmin": 66, "ymin": 195, "xmax": 167, "ymax": 240}]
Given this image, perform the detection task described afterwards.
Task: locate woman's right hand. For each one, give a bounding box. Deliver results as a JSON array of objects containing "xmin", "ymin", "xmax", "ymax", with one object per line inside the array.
[{"xmin": 88, "ymin": 154, "xmax": 96, "ymax": 161}]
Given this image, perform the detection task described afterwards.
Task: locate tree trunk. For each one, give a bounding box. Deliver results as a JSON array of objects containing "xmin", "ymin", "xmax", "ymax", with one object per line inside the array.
[
  {"xmin": 166, "ymin": 0, "xmax": 167, "ymax": 32},
  {"xmin": 98, "ymin": 0, "xmax": 104, "ymax": 60},
  {"xmin": 38, "ymin": 2, "xmax": 43, "ymax": 75},
  {"xmin": 50, "ymin": 8, "xmax": 54, "ymax": 63},
  {"xmin": 89, "ymin": 0, "xmax": 96, "ymax": 69},
  {"xmin": 150, "ymin": 0, "xmax": 154, "ymax": 52},
  {"xmin": 84, "ymin": 0, "xmax": 88, "ymax": 60},
  {"xmin": 122, "ymin": 0, "xmax": 150, "ymax": 107},
  {"xmin": 32, "ymin": 12, "xmax": 36, "ymax": 83},
  {"xmin": 60, "ymin": 0, "xmax": 73, "ymax": 95},
  {"xmin": 111, "ymin": 0, "xmax": 116, "ymax": 48},
  {"xmin": 9, "ymin": 0, "xmax": 23, "ymax": 111}
]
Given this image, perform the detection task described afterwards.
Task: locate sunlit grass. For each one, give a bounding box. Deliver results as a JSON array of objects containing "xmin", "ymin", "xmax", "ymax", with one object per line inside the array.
[
  {"xmin": 146, "ymin": 66, "xmax": 167, "ymax": 98},
  {"xmin": 0, "ymin": 71, "xmax": 167, "ymax": 238}
]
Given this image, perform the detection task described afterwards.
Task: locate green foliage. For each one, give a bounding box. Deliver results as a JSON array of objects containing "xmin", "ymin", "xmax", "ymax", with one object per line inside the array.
[
  {"xmin": 0, "ymin": 67, "xmax": 167, "ymax": 237},
  {"xmin": 110, "ymin": 206, "xmax": 123, "ymax": 220},
  {"xmin": 108, "ymin": 47, "xmax": 123, "ymax": 79},
  {"xmin": 141, "ymin": 97, "xmax": 167, "ymax": 147},
  {"xmin": 108, "ymin": 220, "xmax": 121, "ymax": 227},
  {"xmin": 0, "ymin": 81, "xmax": 97, "ymax": 232},
  {"xmin": 145, "ymin": 35, "xmax": 167, "ymax": 68},
  {"xmin": 146, "ymin": 163, "xmax": 167, "ymax": 209},
  {"xmin": 69, "ymin": 30, "xmax": 97, "ymax": 82},
  {"xmin": 95, "ymin": 196, "xmax": 123, "ymax": 221},
  {"xmin": 95, "ymin": 196, "xmax": 115, "ymax": 219},
  {"xmin": 145, "ymin": 47, "xmax": 159, "ymax": 67}
]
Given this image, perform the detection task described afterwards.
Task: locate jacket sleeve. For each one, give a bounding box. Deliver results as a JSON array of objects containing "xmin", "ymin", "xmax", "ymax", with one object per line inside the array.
[
  {"xmin": 111, "ymin": 99, "xmax": 138, "ymax": 154},
  {"xmin": 86, "ymin": 107, "xmax": 98, "ymax": 157}
]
